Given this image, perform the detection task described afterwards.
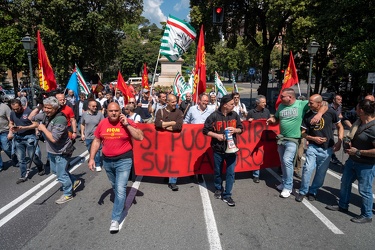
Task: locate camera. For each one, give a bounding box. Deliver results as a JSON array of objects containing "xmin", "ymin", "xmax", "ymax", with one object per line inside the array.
[{"xmin": 343, "ymin": 137, "xmax": 351, "ymax": 150}]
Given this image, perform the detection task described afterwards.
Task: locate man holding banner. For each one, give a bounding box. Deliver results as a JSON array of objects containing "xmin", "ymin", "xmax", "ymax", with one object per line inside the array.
[
  {"xmin": 203, "ymin": 94, "xmax": 243, "ymax": 207},
  {"xmin": 155, "ymin": 94, "xmax": 184, "ymax": 191}
]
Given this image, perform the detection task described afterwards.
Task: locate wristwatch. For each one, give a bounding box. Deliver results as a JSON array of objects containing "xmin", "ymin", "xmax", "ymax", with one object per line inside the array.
[{"xmin": 355, "ymin": 150, "xmax": 361, "ymax": 158}]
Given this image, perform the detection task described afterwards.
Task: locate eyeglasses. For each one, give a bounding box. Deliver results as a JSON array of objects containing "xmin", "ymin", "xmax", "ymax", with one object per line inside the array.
[{"xmin": 129, "ymin": 102, "xmax": 135, "ymax": 104}]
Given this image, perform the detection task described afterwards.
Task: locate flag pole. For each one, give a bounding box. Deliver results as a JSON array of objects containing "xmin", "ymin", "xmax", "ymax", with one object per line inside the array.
[{"xmin": 151, "ymin": 50, "xmax": 161, "ymax": 93}]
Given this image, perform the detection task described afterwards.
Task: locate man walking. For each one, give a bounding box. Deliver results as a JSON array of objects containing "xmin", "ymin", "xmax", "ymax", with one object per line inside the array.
[
  {"xmin": 247, "ymin": 95, "xmax": 270, "ymax": 183},
  {"xmin": 81, "ymin": 99, "xmax": 104, "ymax": 172},
  {"xmin": 0, "ymin": 101, "xmax": 12, "ymax": 172},
  {"xmin": 203, "ymin": 94, "xmax": 243, "ymax": 206},
  {"xmin": 267, "ymin": 88, "xmax": 327, "ymax": 198},
  {"xmin": 155, "ymin": 94, "xmax": 184, "ymax": 191},
  {"xmin": 9, "ymin": 99, "xmax": 44, "ymax": 183},
  {"xmin": 295, "ymin": 94, "xmax": 343, "ymax": 202},
  {"xmin": 88, "ymin": 102, "xmax": 144, "ymax": 233}
]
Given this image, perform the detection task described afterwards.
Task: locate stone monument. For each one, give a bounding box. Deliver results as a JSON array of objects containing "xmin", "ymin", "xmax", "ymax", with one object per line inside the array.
[{"xmin": 155, "ymin": 56, "xmax": 184, "ymax": 86}]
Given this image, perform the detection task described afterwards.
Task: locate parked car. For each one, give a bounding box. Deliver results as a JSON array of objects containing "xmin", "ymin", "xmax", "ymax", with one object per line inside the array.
[{"xmin": 0, "ymin": 89, "xmax": 15, "ymax": 102}]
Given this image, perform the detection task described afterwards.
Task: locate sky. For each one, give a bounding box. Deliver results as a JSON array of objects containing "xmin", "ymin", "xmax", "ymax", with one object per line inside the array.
[{"xmin": 142, "ymin": 0, "xmax": 191, "ymax": 27}]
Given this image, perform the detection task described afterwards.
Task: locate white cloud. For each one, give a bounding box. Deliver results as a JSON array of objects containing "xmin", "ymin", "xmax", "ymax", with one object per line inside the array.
[
  {"xmin": 173, "ymin": 0, "xmax": 189, "ymax": 12},
  {"xmin": 142, "ymin": 0, "xmax": 167, "ymax": 27}
]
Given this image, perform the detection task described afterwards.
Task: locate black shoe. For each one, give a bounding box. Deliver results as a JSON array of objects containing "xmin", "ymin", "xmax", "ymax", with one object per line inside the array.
[
  {"xmin": 325, "ymin": 204, "xmax": 348, "ymax": 213},
  {"xmin": 16, "ymin": 177, "xmax": 27, "ymax": 184},
  {"xmin": 253, "ymin": 177, "xmax": 260, "ymax": 183},
  {"xmin": 350, "ymin": 215, "xmax": 372, "ymax": 224},
  {"xmin": 214, "ymin": 189, "xmax": 222, "ymax": 199},
  {"xmin": 307, "ymin": 193, "xmax": 316, "ymax": 201},
  {"xmin": 295, "ymin": 193, "xmax": 305, "ymax": 202},
  {"xmin": 168, "ymin": 183, "xmax": 179, "ymax": 191},
  {"xmin": 197, "ymin": 174, "xmax": 204, "ymax": 183},
  {"xmin": 0, "ymin": 167, "xmax": 3, "ymax": 172},
  {"xmin": 222, "ymin": 197, "xmax": 236, "ymax": 206}
]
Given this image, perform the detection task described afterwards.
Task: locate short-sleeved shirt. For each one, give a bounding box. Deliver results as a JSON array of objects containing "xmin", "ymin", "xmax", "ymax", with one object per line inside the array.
[
  {"xmin": 138, "ymin": 98, "xmax": 153, "ymax": 119},
  {"xmin": 0, "ymin": 103, "xmax": 11, "ymax": 133},
  {"xmin": 81, "ymin": 111, "xmax": 104, "ymax": 139},
  {"xmin": 246, "ymin": 108, "xmax": 270, "ymax": 120},
  {"xmin": 350, "ymin": 120, "xmax": 375, "ymax": 164},
  {"xmin": 45, "ymin": 114, "xmax": 71, "ymax": 154},
  {"xmin": 10, "ymin": 107, "xmax": 35, "ymax": 136},
  {"xmin": 275, "ymin": 100, "xmax": 309, "ymax": 138},
  {"xmin": 94, "ymin": 118, "xmax": 137, "ymax": 157},
  {"xmin": 61, "ymin": 105, "xmax": 75, "ymax": 127},
  {"xmin": 184, "ymin": 105, "xmax": 215, "ymax": 124},
  {"xmin": 301, "ymin": 109, "xmax": 340, "ymax": 149}
]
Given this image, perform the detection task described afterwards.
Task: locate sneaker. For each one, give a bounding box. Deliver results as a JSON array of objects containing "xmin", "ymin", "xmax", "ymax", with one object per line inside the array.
[
  {"xmin": 214, "ymin": 189, "xmax": 222, "ymax": 199},
  {"xmin": 276, "ymin": 183, "xmax": 284, "ymax": 191},
  {"xmin": 222, "ymin": 197, "xmax": 236, "ymax": 206},
  {"xmin": 109, "ymin": 220, "xmax": 119, "ymax": 233},
  {"xmin": 350, "ymin": 215, "xmax": 372, "ymax": 224},
  {"xmin": 95, "ymin": 166, "xmax": 102, "ymax": 172},
  {"xmin": 279, "ymin": 188, "xmax": 292, "ymax": 198},
  {"xmin": 73, "ymin": 179, "xmax": 81, "ymax": 191},
  {"xmin": 307, "ymin": 193, "xmax": 316, "ymax": 201},
  {"xmin": 55, "ymin": 195, "xmax": 73, "ymax": 204},
  {"xmin": 0, "ymin": 167, "xmax": 3, "ymax": 172},
  {"xmin": 168, "ymin": 183, "xmax": 179, "ymax": 191},
  {"xmin": 16, "ymin": 177, "xmax": 27, "ymax": 184},
  {"xmin": 253, "ymin": 177, "xmax": 260, "ymax": 183},
  {"xmin": 38, "ymin": 169, "xmax": 45, "ymax": 176}
]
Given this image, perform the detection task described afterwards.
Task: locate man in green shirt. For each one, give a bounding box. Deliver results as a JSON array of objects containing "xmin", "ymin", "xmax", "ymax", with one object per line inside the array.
[{"xmin": 267, "ymin": 88, "xmax": 327, "ymax": 198}]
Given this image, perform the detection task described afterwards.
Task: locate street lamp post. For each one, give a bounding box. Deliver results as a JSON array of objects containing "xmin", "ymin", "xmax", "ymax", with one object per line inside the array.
[
  {"xmin": 307, "ymin": 40, "xmax": 320, "ymax": 99},
  {"xmin": 21, "ymin": 34, "xmax": 36, "ymax": 107}
]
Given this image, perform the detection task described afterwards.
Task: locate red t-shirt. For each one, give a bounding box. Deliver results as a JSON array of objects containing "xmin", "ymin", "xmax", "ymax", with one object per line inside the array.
[
  {"xmin": 61, "ymin": 105, "xmax": 74, "ymax": 127},
  {"xmin": 94, "ymin": 118, "xmax": 137, "ymax": 157}
]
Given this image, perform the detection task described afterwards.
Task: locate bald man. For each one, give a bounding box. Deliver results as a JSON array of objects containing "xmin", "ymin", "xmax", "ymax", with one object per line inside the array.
[
  {"xmin": 88, "ymin": 102, "xmax": 144, "ymax": 233},
  {"xmin": 295, "ymin": 94, "xmax": 344, "ymax": 202}
]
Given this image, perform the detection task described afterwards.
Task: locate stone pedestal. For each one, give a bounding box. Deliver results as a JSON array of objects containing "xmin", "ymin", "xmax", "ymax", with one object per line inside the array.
[{"xmin": 156, "ymin": 56, "xmax": 184, "ymax": 86}]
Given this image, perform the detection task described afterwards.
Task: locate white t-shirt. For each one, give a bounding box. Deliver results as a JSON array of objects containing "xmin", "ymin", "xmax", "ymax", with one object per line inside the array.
[
  {"xmin": 126, "ymin": 113, "xmax": 142, "ymax": 123},
  {"xmin": 96, "ymin": 97, "xmax": 107, "ymax": 106}
]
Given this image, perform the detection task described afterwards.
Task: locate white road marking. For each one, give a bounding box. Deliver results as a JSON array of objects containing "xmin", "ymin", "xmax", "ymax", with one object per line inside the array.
[
  {"xmin": 265, "ymin": 168, "xmax": 344, "ymax": 234},
  {"xmin": 0, "ymin": 154, "xmax": 89, "ymax": 228},
  {"xmin": 327, "ymin": 169, "xmax": 375, "ymax": 199},
  {"xmin": 0, "ymin": 151, "xmax": 88, "ymax": 216},
  {"xmin": 198, "ymin": 177, "xmax": 222, "ymax": 250}
]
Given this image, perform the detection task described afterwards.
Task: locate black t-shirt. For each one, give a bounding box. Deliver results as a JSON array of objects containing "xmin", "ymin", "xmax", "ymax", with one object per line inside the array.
[
  {"xmin": 138, "ymin": 98, "xmax": 153, "ymax": 119},
  {"xmin": 10, "ymin": 107, "xmax": 35, "ymax": 136},
  {"xmin": 246, "ymin": 108, "xmax": 270, "ymax": 120},
  {"xmin": 350, "ymin": 120, "xmax": 375, "ymax": 164},
  {"xmin": 301, "ymin": 109, "xmax": 339, "ymax": 149}
]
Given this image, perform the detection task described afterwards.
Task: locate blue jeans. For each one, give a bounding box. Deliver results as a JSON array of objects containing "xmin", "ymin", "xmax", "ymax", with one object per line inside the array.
[
  {"xmin": 85, "ymin": 139, "xmax": 101, "ymax": 167},
  {"xmin": 103, "ymin": 157, "xmax": 132, "ymax": 222},
  {"xmin": 299, "ymin": 145, "xmax": 332, "ymax": 195},
  {"xmin": 0, "ymin": 132, "xmax": 12, "ymax": 169},
  {"xmin": 253, "ymin": 170, "xmax": 260, "ymax": 178},
  {"xmin": 49, "ymin": 153, "xmax": 75, "ymax": 196},
  {"xmin": 169, "ymin": 177, "xmax": 177, "ymax": 184},
  {"xmin": 14, "ymin": 134, "xmax": 43, "ymax": 178},
  {"xmin": 338, "ymin": 158, "xmax": 375, "ymax": 218},
  {"xmin": 278, "ymin": 141, "xmax": 298, "ymax": 190},
  {"xmin": 213, "ymin": 152, "xmax": 237, "ymax": 198}
]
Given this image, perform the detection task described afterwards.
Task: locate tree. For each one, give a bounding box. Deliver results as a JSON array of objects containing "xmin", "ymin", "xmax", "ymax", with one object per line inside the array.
[{"xmin": 190, "ymin": 0, "xmax": 312, "ymax": 96}]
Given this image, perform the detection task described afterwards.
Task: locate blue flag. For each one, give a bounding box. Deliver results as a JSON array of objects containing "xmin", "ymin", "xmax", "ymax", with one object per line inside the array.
[{"xmin": 66, "ymin": 72, "xmax": 79, "ymax": 100}]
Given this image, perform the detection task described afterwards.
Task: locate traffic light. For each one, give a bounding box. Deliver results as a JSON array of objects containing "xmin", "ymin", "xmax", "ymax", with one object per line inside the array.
[{"xmin": 213, "ymin": 7, "xmax": 224, "ymax": 24}]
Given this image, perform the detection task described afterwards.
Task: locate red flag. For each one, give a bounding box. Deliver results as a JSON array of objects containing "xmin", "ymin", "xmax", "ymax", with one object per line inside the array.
[
  {"xmin": 275, "ymin": 51, "xmax": 299, "ymax": 109},
  {"xmin": 37, "ymin": 30, "xmax": 57, "ymax": 92},
  {"xmin": 192, "ymin": 25, "xmax": 206, "ymax": 103},
  {"xmin": 116, "ymin": 71, "xmax": 134, "ymax": 105},
  {"xmin": 142, "ymin": 63, "xmax": 149, "ymax": 89}
]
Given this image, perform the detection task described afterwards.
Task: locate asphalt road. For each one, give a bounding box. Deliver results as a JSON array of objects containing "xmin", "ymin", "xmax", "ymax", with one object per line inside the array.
[{"xmin": 1, "ymin": 84, "xmax": 374, "ymax": 250}]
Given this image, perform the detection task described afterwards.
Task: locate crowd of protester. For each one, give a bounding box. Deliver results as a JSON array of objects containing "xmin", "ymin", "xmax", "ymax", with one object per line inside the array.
[{"xmin": 0, "ymin": 85, "xmax": 374, "ymax": 233}]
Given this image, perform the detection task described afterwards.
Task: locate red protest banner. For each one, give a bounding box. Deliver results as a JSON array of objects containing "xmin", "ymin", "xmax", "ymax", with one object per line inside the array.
[{"xmin": 132, "ymin": 120, "xmax": 281, "ymax": 177}]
